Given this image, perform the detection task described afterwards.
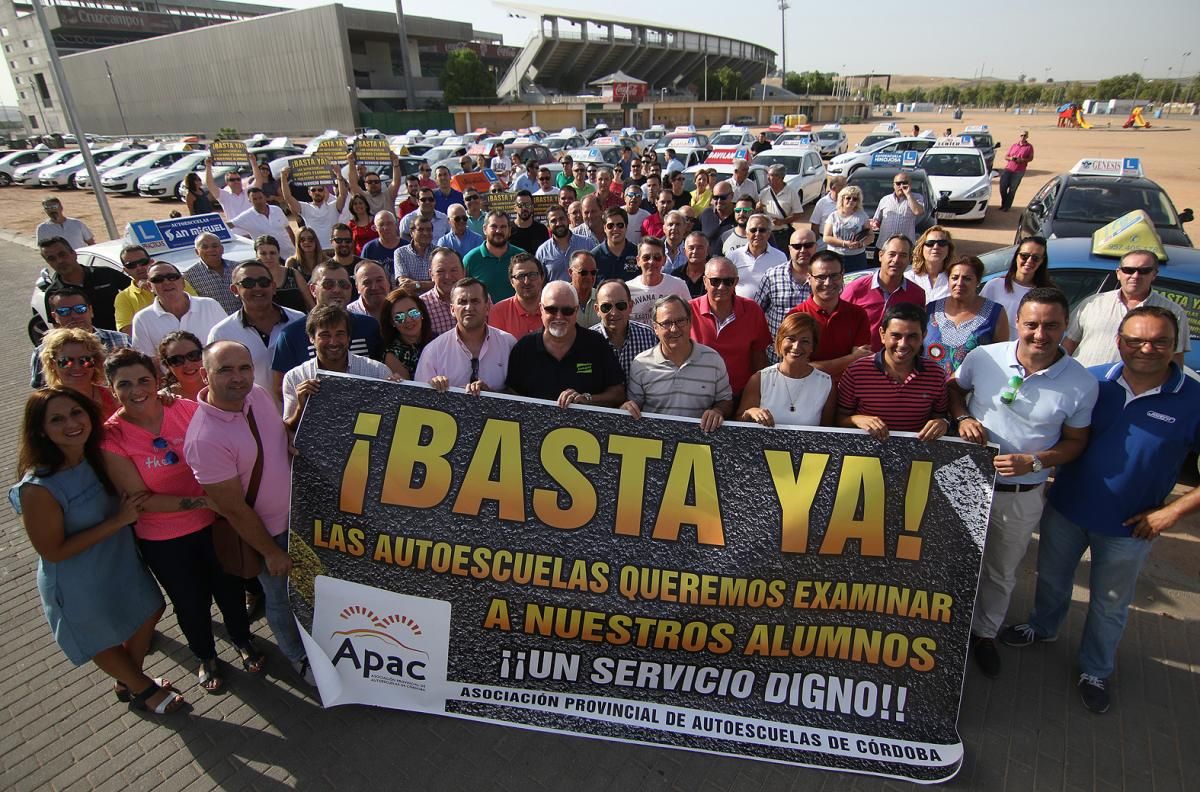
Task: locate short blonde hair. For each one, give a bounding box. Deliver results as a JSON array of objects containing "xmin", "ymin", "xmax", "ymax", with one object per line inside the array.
[
  {"xmin": 838, "ymin": 186, "xmax": 863, "ymax": 206},
  {"xmin": 40, "ymin": 327, "xmax": 106, "ymax": 389}
]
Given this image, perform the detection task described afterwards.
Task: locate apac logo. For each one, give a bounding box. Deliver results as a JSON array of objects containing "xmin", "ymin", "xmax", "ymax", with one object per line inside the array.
[{"xmin": 330, "ymin": 605, "xmax": 429, "ymax": 690}]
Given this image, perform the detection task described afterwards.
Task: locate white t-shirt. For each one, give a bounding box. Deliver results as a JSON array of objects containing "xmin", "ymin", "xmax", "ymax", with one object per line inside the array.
[
  {"xmin": 282, "ymin": 354, "xmax": 392, "ymax": 418},
  {"xmin": 627, "ymin": 273, "xmax": 691, "ymax": 325},
  {"xmin": 300, "ymin": 199, "xmax": 342, "ymax": 248},
  {"xmin": 980, "ymin": 278, "xmax": 1033, "ymax": 337},
  {"xmin": 216, "ymin": 188, "xmax": 251, "ymax": 222},
  {"xmin": 231, "ymin": 205, "xmax": 295, "ymax": 258}
]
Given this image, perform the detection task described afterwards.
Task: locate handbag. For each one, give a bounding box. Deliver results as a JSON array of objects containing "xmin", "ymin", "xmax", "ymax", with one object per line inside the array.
[{"xmin": 211, "ymin": 405, "xmax": 266, "ymax": 578}]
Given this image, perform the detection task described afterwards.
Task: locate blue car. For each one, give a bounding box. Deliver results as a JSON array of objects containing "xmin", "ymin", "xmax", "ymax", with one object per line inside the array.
[{"xmin": 980, "ymin": 236, "xmax": 1200, "ymax": 371}]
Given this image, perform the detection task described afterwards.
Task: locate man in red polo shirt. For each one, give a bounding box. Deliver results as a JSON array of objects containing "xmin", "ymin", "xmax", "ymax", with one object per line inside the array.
[
  {"xmin": 789, "ymin": 250, "xmax": 872, "ymax": 378},
  {"xmin": 840, "ymin": 235, "xmax": 926, "ymax": 351},
  {"xmin": 689, "ymin": 256, "xmax": 772, "ymax": 399},
  {"xmin": 836, "ymin": 302, "xmax": 950, "ymax": 441}
]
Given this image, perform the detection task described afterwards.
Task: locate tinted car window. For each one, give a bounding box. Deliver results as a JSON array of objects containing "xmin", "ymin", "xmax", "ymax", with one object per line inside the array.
[
  {"xmin": 1153, "ymin": 278, "xmax": 1200, "ymax": 341},
  {"xmin": 859, "ymin": 134, "xmax": 895, "ymax": 148},
  {"xmin": 1046, "ymin": 269, "xmax": 1111, "ymax": 308},
  {"xmin": 1057, "ymin": 184, "xmax": 1180, "ymax": 227},
  {"xmin": 750, "ymin": 154, "xmax": 802, "ymax": 175}
]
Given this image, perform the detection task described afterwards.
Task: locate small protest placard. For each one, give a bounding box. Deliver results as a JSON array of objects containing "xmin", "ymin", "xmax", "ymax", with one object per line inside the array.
[
  {"xmin": 354, "ymin": 138, "xmax": 392, "ymax": 167},
  {"xmin": 289, "ymin": 156, "xmax": 334, "ymax": 188},
  {"xmin": 210, "ymin": 140, "xmax": 248, "ymax": 167},
  {"xmin": 316, "ymin": 138, "xmax": 349, "ymax": 165}
]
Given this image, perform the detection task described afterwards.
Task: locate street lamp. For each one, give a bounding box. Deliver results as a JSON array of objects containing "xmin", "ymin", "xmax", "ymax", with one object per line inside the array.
[
  {"xmin": 777, "ymin": 0, "xmax": 789, "ymax": 82},
  {"xmin": 1168, "ymin": 51, "xmax": 1191, "ymax": 114},
  {"xmin": 1133, "ymin": 57, "xmax": 1148, "ymax": 105}
]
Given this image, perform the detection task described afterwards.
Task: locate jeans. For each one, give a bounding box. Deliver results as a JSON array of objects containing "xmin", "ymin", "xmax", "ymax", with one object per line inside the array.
[
  {"xmin": 258, "ymin": 532, "xmax": 306, "ymax": 663},
  {"xmin": 139, "ymin": 524, "xmax": 252, "ymax": 661},
  {"xmin": 1028, "ymin": 505, "xmax": 1152, "ymax": 678},
  {"xmin": 999, "ymin": 170, "xmax": 1025, "ymax": 210}
]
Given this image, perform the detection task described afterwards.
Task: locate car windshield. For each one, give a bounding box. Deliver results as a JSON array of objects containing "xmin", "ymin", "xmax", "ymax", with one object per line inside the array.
[
  {"xmin": 921, "ymin": 153, "xmax": 986, "ymax": 177},
  {"xmin": 970, "ymin": 135, "xmax": 994, "ymax": 149},
  {"xmin": 545, "ymin": 138, "xmax": 571, "ymax": 150},
  {"xmin": 852, "ymin": 172, "xmax": 930, "ymax": 209},
  {"xmin": 749, "ymin": 154, "xmax": 803, "ymax": 175},
  {"xmin": 424, "ymin": 146, "xmax": 458, "ymax": 161},
  {"xmin": 815, "ymin": 131, "xmax": 841, "ymax": 141},
  {"xmin": 859, "ymin": 134, "xmax": 895, "ymax": 149},
  {"xmin": 710, "ymin": 133, "xmax": 744, "ymax": 146},
  {"xmin": 1055, "ymin": 184, "xmax": 1180, "ymax": 227}
]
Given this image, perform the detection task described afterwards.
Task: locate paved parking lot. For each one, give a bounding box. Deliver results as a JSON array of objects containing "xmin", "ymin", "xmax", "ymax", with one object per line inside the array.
[{"xmin": 0, "ymin": 237, "xmax": 1197, "ymax": 791}]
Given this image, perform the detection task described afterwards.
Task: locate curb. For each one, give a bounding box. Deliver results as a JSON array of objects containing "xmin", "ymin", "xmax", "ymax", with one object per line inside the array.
[{"xmin": 0, "ymin": 229, "xmax": 37, "ymax": 249}]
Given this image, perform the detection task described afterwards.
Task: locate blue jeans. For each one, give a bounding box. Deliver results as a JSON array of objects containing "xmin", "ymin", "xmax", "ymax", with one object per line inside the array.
[
  {"xmin": 258, "ymin": 532, "xmax": 306, "ymax": 664},
  {"xmin": 1028, "ymin": 505, "xmax": 1152, "ymax": 678}
]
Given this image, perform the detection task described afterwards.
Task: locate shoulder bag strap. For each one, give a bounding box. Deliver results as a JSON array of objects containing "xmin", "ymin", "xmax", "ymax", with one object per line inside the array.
[{"xmin": 244, "ymin": 405, "xmax": 265, "ymax": 507}]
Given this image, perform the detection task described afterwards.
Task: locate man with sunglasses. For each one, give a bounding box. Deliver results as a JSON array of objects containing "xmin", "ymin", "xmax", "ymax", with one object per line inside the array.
[
  {"xmin": 398, "ymin": 187, "xmax": 451, "ymax": 244},
  {"xmin": 346, "ymin": 149, "xmax": 402, "ymax": 216},
  {"xmin": 533, "ymin": 167, "xmax": 559, "ymax": 196},
  {"xmin": 589, "ymin": 279, "xmax": 657, "ymax": 379},
  {"xmin": 435, "ymin": 204, "xmax": 484, "ymax": 258},
  {"xmin": 132, "ymin": 262, "xmax": 227, "ymax": 366},
  {"xmin": 269, "ymin": 262, "xmax": 382, "ymax": 401},
  {"xmin": 592, "ymin": 208, "xmax": 638, "ymax": 282},
  {"xmin": 699, "ymin": 182, "xmax": 737, "ymax": 250},
  {"xmin": 280, "ymin": 163, "xmax": 348, "ymax": 250},
  {"xmin": 1063, "ymin": 249, "xmax": 1190, "ymax": 367},
  {"xmin": 509, "ymin": 190, "xmax": 550, "ymax": 255},
  {"xmin": 568, "ymin": 251, "xmax": 601, "ymax": 327},
  {"xmin": 230, "ymin": 188, "xmax": 296, "ymax": 259},
  {"xmin": 204, "ymin": 156, "xmax": 251, "ymax": 221},
  {"xmin": 672, "ymin": 231, "xmax": 710, "ymax": 298},
  {"xmin": 568, "ymin": 162, "xmax": 596, "ymax": 198},
  {"xmin": 949, "ymin": 287, "xmax": 1098, "ymax": 679},
  {"xmin": 489, "ymin": 253, "xmax": 546, "ymax": 338},
  {"xmin": 727, "ymin": 213, "xmax": 786, "ymax": 300},
  {"xmin": 505, "ymin": 280, "xmax": 625, "ymax": 408},
  {"xmin": 282, "ymin": 305, "xmax": 392, "ymax": 424},
  {"xmin": 416, "ymin": 277, "xmax": 515, "ymax": 394},
  {"xmin": 113, "ymin": 244, "xmax": 196, "ymax": 335},
  {"xmin": 627, "ymin": 237, "xmax": 692, "ymax": 325},
  {"xmin": 622, "ymin": 188, "xmax": 650, "ymax": 246},
  {"xmin": 464, "ymin": 190, "xmax": 488, "ymax": 236},
  {"xmin": 208, "ymin": 261, "xmax": 303, "ymax": 395},
  {"xmin": 326, "ymin": 223, "xmax": 367, "ymax": 278},
  {"xmin": 31, "ymin": 284, "xmax": 132, "ymax": 388},
  {"xmin": 869, "ymin": 172, "xmax": 925, "ymax": 245},
  {"xmin": 416, "ymin": 162, "xmax": 436, "ymax": 190},
  {"xmin": 690, "ymin": 257, "xmax": 772, "ymax": 400},
  {"xmin": 36, "ymin": 236, "xmax": 129, "ymax": 333},
  {"xmin": 536, "ymin": 205, "xmax": 593, "ymax": 282},
  {"xmin": 721, "ymin": 196, "xmax": 758, "ymax": 255},
  {"xmin": 755, "ymin": 228, "xmax": 817, "ymax": 359}
]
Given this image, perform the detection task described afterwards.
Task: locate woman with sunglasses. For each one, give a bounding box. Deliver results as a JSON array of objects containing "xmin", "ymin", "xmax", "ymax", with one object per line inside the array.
[
  {"xmin": 183, "ymin": 172, "xmax": 216, "ymax": 216},
  {"xmin": 381, "ymin": 282, "xmax": 433, "ymax": 379},
  {"xmin": 39, "ymin": 327, "xmax": 119, "ymax": 420},
  {"xmin": 981, "ymin": 236, "xmax": 1054, "ymax": 336},
  {"xmin": 822, "ymin": 186, "xmax": 873, "ymax": 272},
  {"xmin": 99, "ymin": 349, "xmax": 263, "ymax": 694},
  {"xmin": 925, "ymin": 256, "xmax": 1008, "ymax": 373},
  {"xmin": 345, "ymin": 193, "xmax": 378, "ymax": 255},
  {"xmin": 286, "ymin": 227, "xmax": 324, "ymax": 282},
  {"xmin": 737, "ymin": 312, "xmax": 835, "ymax": 428},
  {"xmin": 158, "ymin": 331, "xmax": 205, "ymax": 400},
  {"xmin": 254, "ymin": 235, "xmax": 313, "ymax": 313},
  {"xmin": 907, "ymin": 226, "xmax": 955, "ymax": 301},
  {"xmin": 11, "ymin": 388, "xmax": 184, "ymax": 715}
]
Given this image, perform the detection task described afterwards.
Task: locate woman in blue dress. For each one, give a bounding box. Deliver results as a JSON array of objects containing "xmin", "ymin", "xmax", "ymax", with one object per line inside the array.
[
  {"xmin": 924, "ymin": 255, "xmax": 1009, "ymax": 373},
  {"xmin": 9, "ymin": 388, "xmax": 186, "ymax": 715}
]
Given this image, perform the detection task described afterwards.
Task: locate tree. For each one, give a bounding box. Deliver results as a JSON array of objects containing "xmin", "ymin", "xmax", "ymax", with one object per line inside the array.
[
  {"xmin": 713, "ymin": 66, "xmax": 743, "ymax": 100},
  {"xmin": 1095, "ymin": 73, "xmax": 1141, "ymax": 99},
  {"xmin": 783, "ymin": 70, "xmax": 834, "ymax": 96},
  {"xmin": 440, "ymin": 48, "xmax": 494, "ymax": 106}
]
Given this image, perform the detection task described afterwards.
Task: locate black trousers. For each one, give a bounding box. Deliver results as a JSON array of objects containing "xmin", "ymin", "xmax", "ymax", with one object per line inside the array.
[
  {"xmin": 139, "ymin": 524, "xmax": 253, "ymax": 661},
  {"xmin": 999, "ymin": 170, "xmax": 1025, "ymax": 210}
]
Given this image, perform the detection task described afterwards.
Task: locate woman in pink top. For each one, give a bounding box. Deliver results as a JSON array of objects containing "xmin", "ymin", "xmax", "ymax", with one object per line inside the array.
[{"xmin": 100, "ymin": 349, "xmax": 264, "ymax": 694}]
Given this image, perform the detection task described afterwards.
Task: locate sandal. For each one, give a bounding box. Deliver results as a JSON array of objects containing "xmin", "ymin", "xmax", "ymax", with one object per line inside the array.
[
  {"xmin": 198, "ymin": 657, "xmax": 225, "ymax": 693},
  {"xmin": 236, "ymin": 641, "xmax": 267, "ymax": 675},
  {"xmin": 115, "ymin": 677, "xmax": 172, "ymax": 702},
  {"xmin": 129, "ymin": 681, "xmax": 185, "ymax": 715}
]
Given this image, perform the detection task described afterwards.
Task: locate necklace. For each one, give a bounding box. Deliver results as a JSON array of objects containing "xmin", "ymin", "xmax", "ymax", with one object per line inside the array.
[{"xmin": 780, "ymin": 366, "xmax": 804, "ymax": 412}]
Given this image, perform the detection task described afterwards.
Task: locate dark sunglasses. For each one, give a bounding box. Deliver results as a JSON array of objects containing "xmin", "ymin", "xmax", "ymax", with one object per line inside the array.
[
  {"xmin": 149, "ymin": 273, "xmax": 181, "ymax": 284},
  {"xmin": 789, "ymin": 242, "xmax": 816, "ymax": 251},
  {"xmin": 1118, "ymin": 265, "xmax": 1155, "ymax": 275},
  {"xmin": 605, "ymin": 222, "xmax": 626, "ymax": 229},
  {"xmin": 152, "ymin": 436, "xmax": 179, "ymax": 465},
  {"xmin": 53, "ymin": 304, "xmax": 89, "ymax": 317},
  {"xmin": 1017, "ymin": 252, "xmax": 1044, "ymax": 263},
  {"xmin": 894, "ymin": 181, "xmax": 910, "ymax": 186},
  {"xmin": 923, "ymin": 239, "xmax": 950, "ymax": 248},
  {"xmin": 320, "ymin": 279, "xmax": 353, "ymax": 290},
  {"xmin": 465, "ymin": 195, "xmax": 481, "ymax": 201},
  {"xmin": 365, "ymin": 179, "xmax": 381, "ymax": 185},
  {"xmin": 333, "ymin": 237, "xmax": 354, "ymax": 244},
  {"xmin": 122, "ymin": 257, "xmax": 152, "ymax": 269},
  {"xmin": 542, "ymin": 305, "xmax": 577, "ymax": 316},
  {"xmin": 226, "ymin": 177, "xmax": 241, "ymax": 183},
  {"xmin": 236, "ymin": 276, "xmax": 273, "ymax": 289},
  {"xmin": 598, "ymin": 301, "xmax": 629, "ymax": 313},
  {"xmin": 55, "ymin": 355, "xmax": 95, "ymax": 369},
  {"xmin": 711, "ymin": 194, "xmax": 731, "ymax": 201},
  {"xmin": 573, "ymin": 269, "xmax": 598, "ymax": 277},
  {"xmin": 706, "ymin": 276, "xmax": 737, "ymax": 287},
  {"xmin": 164, "ymin": 349, "xmax": 203, "ymax": 367}
]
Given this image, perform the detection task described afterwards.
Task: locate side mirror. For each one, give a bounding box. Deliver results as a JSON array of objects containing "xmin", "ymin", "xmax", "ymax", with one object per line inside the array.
[
  {"xmin": 994, "ymin": 142, "xmax": 1001, "ymax": 150},
  {"xmin": 1180, "ymin": 208, "xmax": 1194, "ymax": 223},
  {"xmin": 1027, "ymin": 200, "xmax": 1044, "ymax": 216}
]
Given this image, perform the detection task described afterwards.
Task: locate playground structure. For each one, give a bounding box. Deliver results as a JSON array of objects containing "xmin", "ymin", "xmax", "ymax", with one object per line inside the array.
[
  {"xmin": 1058, "ymin": 103, "xmax": 1093, "ymax": 128},
  {"xmin": 1123, "ymin": 106, "xmax": 1151, "ymax": 128}
]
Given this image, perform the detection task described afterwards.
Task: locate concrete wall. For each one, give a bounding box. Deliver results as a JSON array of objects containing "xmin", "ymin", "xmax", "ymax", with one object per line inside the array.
[{"xmin": 61, "ymin": 5, "xmax": 356, "ymax": 136}]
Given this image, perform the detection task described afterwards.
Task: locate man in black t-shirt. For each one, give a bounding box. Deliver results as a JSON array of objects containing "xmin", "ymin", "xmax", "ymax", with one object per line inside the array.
[
  {"xmin": 508, "ymin": 190, "xmax": 550, "ymax": 254},
  {"xmin": 37, "ymin": 236, "xmax": 130, "ymax": 332}
]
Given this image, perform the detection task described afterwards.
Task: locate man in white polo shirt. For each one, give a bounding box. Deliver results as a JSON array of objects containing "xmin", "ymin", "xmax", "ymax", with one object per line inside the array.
[
  {"xmin": 949, "ymin": 287, "xmax": 1099, "ymax": 679},
  {"xmin": 231, "ymin": 188, "xmax": 296, "ymax": 258},
  {"xmin": 132, "ymin": 262, "xmax": 227, "ymax": 366},
  {"xmin": 1063, "ymin": 248, "xmax": 1191, "ymax": 367},
  {"xmin": 280, "ymin": 162, "xmax": 348, "ymax": 250},
  {"xmin": 208, "ymin": 261, "xmax": 303, "ymax": 396}
]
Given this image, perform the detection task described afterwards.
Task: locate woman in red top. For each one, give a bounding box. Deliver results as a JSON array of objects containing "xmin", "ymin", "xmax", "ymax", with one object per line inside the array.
[
  {"xmin": 346, "ymin": 193, "xmax": 378, "ymax": 254},
  {"xmin": 100, "ymin": 349, "xmax": 264, "ymax": 694},
  {"xmin": 39, "ymin": 327, "xmax": 119, "ymax": 421}
]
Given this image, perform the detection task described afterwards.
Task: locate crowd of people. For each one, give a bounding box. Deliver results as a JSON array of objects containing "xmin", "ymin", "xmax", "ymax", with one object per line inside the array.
[{"xmin": 13, "ymin": 139, "xmax": 1199, "ymax": 719}]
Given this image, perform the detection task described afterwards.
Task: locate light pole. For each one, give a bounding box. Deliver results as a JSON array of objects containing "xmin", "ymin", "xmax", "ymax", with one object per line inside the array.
[
  {"xmin": 777, "ymin": 0, "xmax": 789, "ymax": 84},
  {"xmin": 1133, "ymin": 57, "xmax": 1148, "ymax": 105},
  {"xmin": 1158, "ymin": 68, "xmax": 1172, "ymax": 104},
  {"xmin": 1168, "ymin": 51, "xmax": 1191, "ymax": 114}
]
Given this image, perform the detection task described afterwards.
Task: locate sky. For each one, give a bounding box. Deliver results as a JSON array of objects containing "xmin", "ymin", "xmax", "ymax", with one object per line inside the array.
[{"xmin": 3, "ymin": 0, "xmax": 1197, "ymax": 106}]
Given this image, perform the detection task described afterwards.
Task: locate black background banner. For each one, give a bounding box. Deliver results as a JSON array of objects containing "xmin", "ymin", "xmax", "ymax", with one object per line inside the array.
[{"xmin": 289, "ymin": 376, "xmax": 995, "ymax": 783}]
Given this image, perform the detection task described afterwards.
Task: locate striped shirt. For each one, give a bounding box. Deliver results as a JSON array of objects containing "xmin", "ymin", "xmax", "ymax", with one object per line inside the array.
[
  {"xmin": 837, "ymin": 352, "xmax": 948, "ymax": 432},
  {"xmin": 394, "ymin": 243, "xmax": 434, "ymax": 282},
  {"xmin": 590, "ymin": 320, "xmax": 657, "ymax": 379},
  {"xmin": 627, "ymin": 341, "xmax": 732, "ymax": 419},
  {"xmin": 754, "ymin": 262, "xmax": 812, "ymax": 356},
  {"xmin": 420, "ymin": 288, "xmax": 455, "ymax": 336}
]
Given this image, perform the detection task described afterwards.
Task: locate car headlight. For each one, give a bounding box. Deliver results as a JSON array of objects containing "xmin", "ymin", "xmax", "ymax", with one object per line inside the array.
[{"xmin": 964, "ymin": 184, "xmax": 991, "ymax": 200}]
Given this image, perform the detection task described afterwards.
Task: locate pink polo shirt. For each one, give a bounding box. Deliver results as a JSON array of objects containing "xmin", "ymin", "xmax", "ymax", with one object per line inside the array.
[
  {"xmin": 184, "ymin": 385, "xmax": 292, "ymax": 537},
  {"xmin": 102, "ymin": 399, "xmax": 215, "ymax": 541}
]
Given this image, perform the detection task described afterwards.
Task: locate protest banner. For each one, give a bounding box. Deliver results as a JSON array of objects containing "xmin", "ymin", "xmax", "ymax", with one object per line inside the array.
[
  {"xmin": 485, "ymin": 192, "xmax": 559, "ymax": 221},
  {"xmin": 288, "ymin": 375, "xmax": 995, "ymax": 784},
  {"xmin": 316, "ymin": 138, "xmax": 349, "ymax": 165},
  {"xmin": 354, "ymin": 138, "xmax": 392, "ymax": 167},
  {"xmin": 288, "ymin": 156, "xmax": 334, "ymax": 188},
  {"xmin": 209, "ymin": 139, "xmax": 248, "ymax": 167}
]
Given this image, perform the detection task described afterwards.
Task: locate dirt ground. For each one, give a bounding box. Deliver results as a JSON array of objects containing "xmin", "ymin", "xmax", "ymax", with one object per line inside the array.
[{"xmin": 3, "ymin": 109, "xmax": 1198, "ymax": 259}]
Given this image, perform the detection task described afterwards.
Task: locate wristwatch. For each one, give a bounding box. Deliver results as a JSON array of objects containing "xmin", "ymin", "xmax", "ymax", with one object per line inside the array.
[
  {"xmin": 1030, "ymin": 455, "xmax": 1043, "ymax": 473},
  {"xmin": 583, "ymin": 393, "xmax": 593, "ymax": 403}
]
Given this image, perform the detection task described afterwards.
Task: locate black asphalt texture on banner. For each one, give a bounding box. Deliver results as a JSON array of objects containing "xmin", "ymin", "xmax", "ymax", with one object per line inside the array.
[{"xmin": 288, "ymin": 374, "xmax": 996, "ymax": 783}]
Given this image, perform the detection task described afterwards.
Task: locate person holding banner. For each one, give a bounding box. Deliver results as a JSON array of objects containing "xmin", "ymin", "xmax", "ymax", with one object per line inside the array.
[
  {"xmin": 280, "ymin": 163, "xmax": 348, "ymax": 250},
  {"xmin": 231, "ymin": 188, "xmax": 296, "ymax": 259},
  {"xmin": 488, "ymin": 253, "xmax": 546, "ymax": 339},
  {"xmin": 505, "ymin": 280, "xmax": 625, "ymax": 408},
  {"xmin": 623, "ymin": 295, "xmax": 732, "ymax": 432},
  {"xmin": 281, "ymin": 305, "xmax": 393, "ymax": 421},
  {"xmin": 345, "ymin": 150, "xmax": 401, "ymax": 217},
  {"xmin": 204, "ymin": 157, "xmax": 250, "ymax": 221},
  {"xmin": 835, "ymin": 302, "xmax": 950, "ymax": 442},
  {"xmin": 590, "ymin": 278, "xmax": 657, "ymax": 379},
  {"xmin": 949, "ymin": 287, "xmax": 1098, "ymax": 679},
  {"xmin": 415, "ymin": 277, "xmax": 516, "ymax": 394},
  {"xmin": 1000, "ymin": 306, "xmax": 1200, "ymax": 714},
  {"xmin": 738, "ymin": 312, "xmax": 834, "ymax": 427}
]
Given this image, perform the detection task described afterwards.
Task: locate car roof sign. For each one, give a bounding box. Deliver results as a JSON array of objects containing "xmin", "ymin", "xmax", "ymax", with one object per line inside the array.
[
  {"xmin": 963, "ymin": 124, "xmax": 989, "ymax": 133},
  {"xmin": 934, "ymin": 136, "xmax": 975, "ymax": 147},
  {"xmin": 1070, "ymin": 157, "xmax": 1143, "ymax": 177},
  {"xmin": 873, "ymin": 122, "xmax": 898, "ymax": 133},
  {"xmin": 705, "ymin": 146, "xmax": 750, "ymax": 165},
  {"xmin": 1091, "ymin": 209, "xmax": 1167, "ymax": 261},
  {"xmin": 126, "ymin": 213, "xmax": 232, "ymax": 255}
]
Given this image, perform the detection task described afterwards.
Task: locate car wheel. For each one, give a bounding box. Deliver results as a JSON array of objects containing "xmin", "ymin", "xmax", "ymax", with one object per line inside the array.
[
  {"xmin": 28, "ymin": 311, "xmax": 48, "ymax": 346},
  {"xmin": 0, "ymin": 172, "xmax": 10, "ymax": 186}
]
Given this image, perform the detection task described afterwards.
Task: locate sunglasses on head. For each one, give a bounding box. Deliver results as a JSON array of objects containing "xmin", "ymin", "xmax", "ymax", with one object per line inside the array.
[
  {"xmin": 164, "ymin": 349, "xmax": 203, "ymax": 367},
  {"xmin": 53, "ymin": 304, "xmax": 89, "ymax": 317},
  {"xmin": 55, "ymin": 355, "xmax": 94, "ymax": 369},
  {"xmin": 236, "ymin": 276, "xmax": 273, "ymax": 289},
  {"xmin": 149, "ymin": 273, "xmax": 181, "ymax": 284},
  {"xmin": 542, "ymin": 305, "xmax": 577, "ymax": 316},
  {"xmin": 394, "ymin": 308, "xmax": 422, "ymax": 323}
]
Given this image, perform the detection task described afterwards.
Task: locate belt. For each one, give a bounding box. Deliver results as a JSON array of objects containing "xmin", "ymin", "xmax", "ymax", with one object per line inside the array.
[{"xmin": 993, "ymin": 481, "xmax": 1044, "ymax": 493}]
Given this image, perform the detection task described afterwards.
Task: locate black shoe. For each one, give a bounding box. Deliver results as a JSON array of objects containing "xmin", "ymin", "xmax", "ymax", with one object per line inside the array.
[
  {"xmin": 999, "ymin": 623, "xmax": 1055, "ymax": 647},
  {"xmin": 971, "ymin": 634, "xmax": 1001, "ymax": 678},
  {"xmin": 245, "ymin": 591, "xmax": 263, "ymax": 621},
  {"xmin": 1078, "ymin": 674, "xmax": 1110, "ymax": 713}
]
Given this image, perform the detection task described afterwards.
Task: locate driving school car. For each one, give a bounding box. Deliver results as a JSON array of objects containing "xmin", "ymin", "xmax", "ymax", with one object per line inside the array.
[{"xmin": 919, "ymin": 138, "xmax": 991, "ymax": 221}]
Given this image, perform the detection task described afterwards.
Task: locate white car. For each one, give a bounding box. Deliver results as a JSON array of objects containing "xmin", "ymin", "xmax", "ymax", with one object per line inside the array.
[
  {"xmin": 0, "ymin": 150, "xmax": 54, "ymax": 186},
  {"xmin": 12, "ymin": 150, "xmax": 77, "ymax": 186},
  {"xmin": 74, "ymin": 149, "xmax": 149, "ymax": 190},
  {"xmin": 39, "ymin": 146, "xmax": 135, "ymax": 188},
  {"xmin": 709, "ymin": 126, "xmax": 754, "ymax": 148},
  {"xmin": 811, "ymin": 125, "xmax": 848, "ymax": 159},
  {"xmin": 98, "ymin": 149, "xmax": 193, "ymax": 194},
  {"xmin": 748, "ymin": 144, "xmax": 827, "ymax": 207},
  {"xmin": 919, "ymin": 141, "xmax": 991, "ymax": 221},
  {"xmin": 855, "ymin": 122, "xmax": 902, "ymax": 151},
  {"xmin": 137, "ymin": 151, "xmax": 210, "ymax": 198},
  {"xmin": 827, "ymin": 136, "xmax": 939, "ymax": 177}
]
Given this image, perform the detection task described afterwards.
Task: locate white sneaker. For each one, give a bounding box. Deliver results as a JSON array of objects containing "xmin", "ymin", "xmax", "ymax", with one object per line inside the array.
[{"xmin": 292, "ymin": 658, "xmax": 316, "ymax": 686}]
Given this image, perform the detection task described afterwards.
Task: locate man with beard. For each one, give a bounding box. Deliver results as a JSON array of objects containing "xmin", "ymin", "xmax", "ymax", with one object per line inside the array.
[
  {"xmin": 489, "ymin": 253, "xmax": 546, "ymax": 339},
  {"xmin": 346, "ymin": 150, "xmax": 402, "ymax": 216},
  {"xmin": 282, "ymin": 305, "xmax": 392, "ymax": 422},
  {"xmin": 536, "ymin": 205, "xmax": 593, "ymax": 282},
  {"xmin": 327, "ymin": 223, "xmax": 366, "ymax": 277},
  {"xmin": 505, "ymin": 281, "xmax": 625, "ymax": 407},
  {"xmin": 534, "ymin": 168, "xmax": 559, "ymax": 196},
  {"xmin": 722, "ymin": 196, "xmax": 757, "ymax": 255},
  {"xmin": 508, "ymin": 190, "xmax": 550, "ymax": 253},
  {"xmin": 280, "ymin": 163, "xmax": 348, "ymax": 250},
  {"xmin": 464, "ymin": 211, "xmax": 526, "ymax": 301},
  {"xmin": 592, "ymin": 207, "xmax": 640, "ymax": 282}
]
